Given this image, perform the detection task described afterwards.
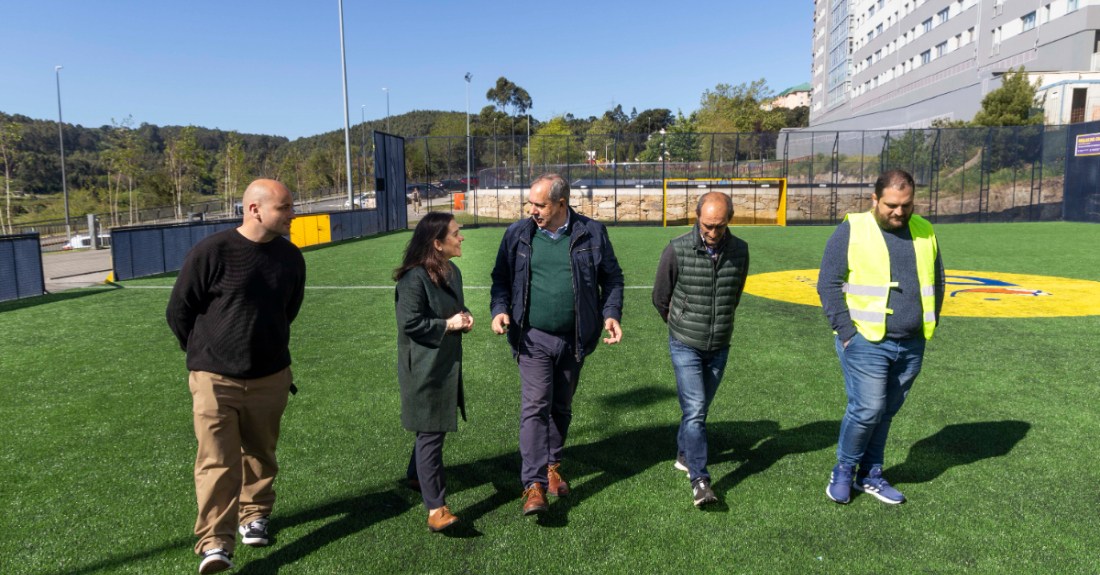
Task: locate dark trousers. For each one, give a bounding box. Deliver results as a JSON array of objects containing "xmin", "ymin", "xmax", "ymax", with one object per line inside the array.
[
  {"xmin": 518, "ymin": 327, "xmax": 584, "ymax": 489},
  {"xmin": 406, "ymin": 432, "xmax": 447, "ymax": 510}
]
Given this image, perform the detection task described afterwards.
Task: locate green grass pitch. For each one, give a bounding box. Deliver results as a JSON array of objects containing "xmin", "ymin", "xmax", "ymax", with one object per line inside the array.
[{"xmin": 1, "ymin": 222, "xmax": 1098, "ymax": 573}]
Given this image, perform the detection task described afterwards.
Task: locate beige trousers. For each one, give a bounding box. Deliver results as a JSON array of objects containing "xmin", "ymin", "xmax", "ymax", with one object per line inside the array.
[{"xmin": 189, "ymin": 368, "xmax": 292, "ymax": 555}]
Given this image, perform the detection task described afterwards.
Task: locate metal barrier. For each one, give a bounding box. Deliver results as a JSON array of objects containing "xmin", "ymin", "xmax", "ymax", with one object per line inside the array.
[
  {"xmin": 110, "ymin": 219, "xmax": 242, "ymax": 281},
  {"xmin": 0, "ymin": 233, "xmax": 45, "ymax": 302},
  {"xmin": 1063, "ymin": 120, "xmax": 1100, "ymax": 223},
  {"xmin": 110, "ymin": 206, "xmax": 390, "ymax": 281}
]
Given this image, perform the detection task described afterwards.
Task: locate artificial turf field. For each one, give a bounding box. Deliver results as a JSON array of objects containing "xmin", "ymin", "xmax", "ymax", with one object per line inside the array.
[{"xmin": 1, "ymin": 221, "xmax": 1099, "ymax": 574}]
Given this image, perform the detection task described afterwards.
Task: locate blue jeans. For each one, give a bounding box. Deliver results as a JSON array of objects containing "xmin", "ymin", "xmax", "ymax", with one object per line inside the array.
[
  {"xmin": 835, "ymin": 333, "xmax": 926, "ymax": 468},
  {"xmin": 669, "ymin": 336, "xmax": 729, "ymax": 482}
]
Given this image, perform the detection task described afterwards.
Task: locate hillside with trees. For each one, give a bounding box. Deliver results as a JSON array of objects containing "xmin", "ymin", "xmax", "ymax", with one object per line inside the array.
[{"xmin": 0, "ymin": 76, "xmax": 812, "ymax": 230}]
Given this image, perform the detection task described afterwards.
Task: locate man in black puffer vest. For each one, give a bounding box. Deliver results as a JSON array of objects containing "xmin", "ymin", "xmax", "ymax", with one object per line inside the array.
[{"xmin": 653, "ymin": 192, "xmax": 750, "ymax": 507}]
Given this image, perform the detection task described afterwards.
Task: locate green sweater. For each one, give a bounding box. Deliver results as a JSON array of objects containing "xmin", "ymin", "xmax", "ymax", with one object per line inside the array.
[{"xmin": 527, "ymin": 228, "xmax": 576, "ymax": 333}]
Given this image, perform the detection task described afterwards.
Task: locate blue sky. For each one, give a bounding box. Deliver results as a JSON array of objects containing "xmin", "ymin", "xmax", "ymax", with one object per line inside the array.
[{"xmin": 1, "ymin": 0, "xmax": 812, "ymax": 140}]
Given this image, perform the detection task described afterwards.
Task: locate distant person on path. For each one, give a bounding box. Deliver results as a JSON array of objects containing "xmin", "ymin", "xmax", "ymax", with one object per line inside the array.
[
  {"xmin": 166, "ymin": 179, "xmax": 305, "ymax": 574},
  {"xmin": 490, "ymin": 173, "xmax": 625, "ymax": 516},
  {"xmin": 652, "ymin": 192, "xmax": 750, "ymax": 507},
  {"xmin": 412, "ymin": 188, "xmax": 421, "ymax": 215},
  {"xmin": 818, "ymin": 169, "xmax": 945, "ymax": 506},
  {"xmin": 394, "ymin": 212, "xmax": 473, "ymax": 532}
]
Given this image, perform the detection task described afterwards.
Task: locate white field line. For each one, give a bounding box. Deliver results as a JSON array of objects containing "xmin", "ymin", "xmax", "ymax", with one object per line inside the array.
[{"xmin": 115, "ymin": 285, "xmax": 655, "ymax": 290}]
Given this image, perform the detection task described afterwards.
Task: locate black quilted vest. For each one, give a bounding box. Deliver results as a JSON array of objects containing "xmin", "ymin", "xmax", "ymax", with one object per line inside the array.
[{"xmin": 667, "ymin": 225, "xmax": 749, "ymax": 351}]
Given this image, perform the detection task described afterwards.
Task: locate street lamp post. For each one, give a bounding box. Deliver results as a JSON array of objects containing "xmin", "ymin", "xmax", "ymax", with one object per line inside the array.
[
  {"xmin": 55, "ymin": 66, "xmax": 70, "ymax": 239},
  {"xmin": 605, "ymin": 141, "xmax": 612, "ymax": 162},
  {"xmin": 464, "ymin": 73, "xmax": 472, "ymax": 204},
  {"xmin": 337, "ymin": 0, "xmax": 354, "ymax": 208},
  {"xmin": 382, "ymin": 88, "xmax": 390, "ymax": 132}
]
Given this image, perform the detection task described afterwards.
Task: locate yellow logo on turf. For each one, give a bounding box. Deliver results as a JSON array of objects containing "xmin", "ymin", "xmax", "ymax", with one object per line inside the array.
[{"xmin": 744, "ymin": 270, "xmax": 1100, "ymax": 318}]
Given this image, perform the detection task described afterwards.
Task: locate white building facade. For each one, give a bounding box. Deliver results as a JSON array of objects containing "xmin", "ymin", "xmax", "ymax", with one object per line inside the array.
[{"xmin": 809, "ymin": 0, "xmax": 1100, "ymax": 129}]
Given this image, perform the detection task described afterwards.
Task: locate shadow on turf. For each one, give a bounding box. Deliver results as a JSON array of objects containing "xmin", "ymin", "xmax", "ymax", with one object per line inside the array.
[
  {"xmin": 0, "ymin": 284, "xmax": 124, "ymax": 313},
  {"xmin": 57, "ymin": 420, "xmax": 1031, "ymax": 572},
  {"xmin": 887, "ymin": 420, "xmax": 1031, "ymax": 485}
]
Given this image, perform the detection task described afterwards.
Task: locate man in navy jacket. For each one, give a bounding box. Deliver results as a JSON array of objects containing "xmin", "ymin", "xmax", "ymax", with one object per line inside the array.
[{"xmin": 490, "ymin": 173, "xmax": 625, "ymax": 516}]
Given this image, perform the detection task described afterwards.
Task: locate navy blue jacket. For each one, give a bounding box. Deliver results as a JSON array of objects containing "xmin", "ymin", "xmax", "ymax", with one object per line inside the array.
[{"xmin": 490, "ymin": 209, "xmax": 625, "ymax": 361}]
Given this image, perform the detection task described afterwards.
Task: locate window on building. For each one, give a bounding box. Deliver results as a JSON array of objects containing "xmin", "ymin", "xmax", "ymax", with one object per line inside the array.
[
  {"xmin": 921, "ymin": 49, "xmax": 931, "ymax": 64},
  {"xmin": 1068, "ymin": 0, "xmax": 1078, "ymax": 12},
  {"xmin": 869, "ymin": 5, "xmax": 875, "ymax": 16},
  {"xmin": 875, "ymin": 49, "xmax": 882, "ymax": 62},
  {"xmin": 1022, "ymin": 11, "xmax": 1036, "ymax": 31},
  {"xmin": 937, "ymin": 41, "xmax": 948, "ymax": 56},
  {"xmin": 874, "ymin": 77, "xmax": 879, "ymax": 88},
  {"xmin": 938, "ymin": 8, "xmax": 950, "ymax": 23},
  {"xmin": 967, "ymin": 27, "xmax": 975, "ymax": 43},
  {"xmin": 878, "ymin": 0, "xmax": 884, "ymax": 9},
  {"xmin": 866, "ymin": 56, "xmax": 872, "ymax": 69},
  {"xmin": 1041, "ymin": 4, "xmax": 1050, "ymax": 23},
  {"xmin": 869, "ymin": 31, "xmax": 874, "ymax": 42},
  {"xmin": 877, "ymin": 23, "xmax": 884, "ymax": 35},
  {"xmin": 923, "ymin": 18, "xmax": 933, "ymax": 33}
]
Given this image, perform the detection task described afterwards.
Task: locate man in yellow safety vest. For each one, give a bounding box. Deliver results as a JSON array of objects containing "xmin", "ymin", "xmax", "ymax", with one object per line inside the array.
[{"xmin": 817, "ymin": 169, "xmax": 945, "ymax": 505}]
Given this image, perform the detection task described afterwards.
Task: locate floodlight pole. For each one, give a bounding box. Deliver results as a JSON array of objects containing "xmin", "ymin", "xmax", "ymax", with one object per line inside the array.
[
  {"xmin": 337, "ymin": 0, "xmax": 354, "ymax": 208},
  {"xmin": 383, "ymin": 88, "xmax": 390, "ymax": 132},
  {"xmin": 55, "ymin": 66, "xmax": 71, "ymax": 240},
  {"xmin": 465, "ymin": 73, "xmax": 472, "ymax": 203}
]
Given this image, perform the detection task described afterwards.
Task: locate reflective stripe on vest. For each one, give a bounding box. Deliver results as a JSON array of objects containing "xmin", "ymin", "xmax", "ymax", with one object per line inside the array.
[{"xmin": 844, "ymin": 211, "xmax": 938, "ymax": 342}]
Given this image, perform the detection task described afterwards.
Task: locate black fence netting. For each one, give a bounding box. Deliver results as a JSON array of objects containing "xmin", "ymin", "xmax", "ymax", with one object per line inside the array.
[
  {"xmin": 0, "ymin": 233, "xmax": 45, "ymax": 302},
  {"xmin": 384, "ymin": 124, "xmax": 1092, "ymax": 227}
]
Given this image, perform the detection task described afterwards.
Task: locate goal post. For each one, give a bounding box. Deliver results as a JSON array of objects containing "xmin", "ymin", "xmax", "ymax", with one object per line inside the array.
[{"xmin": 662, "ymin": 178, "xmax": 787, "ymax": 227}]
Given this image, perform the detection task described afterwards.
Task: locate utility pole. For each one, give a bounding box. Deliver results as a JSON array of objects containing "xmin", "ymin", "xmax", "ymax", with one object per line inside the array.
[
  {"xmin": 55, "ymin": 66, "xmax": 71, "ymax": 239},
  {"xmin": 337, "ymin": 0, "xmax": 354, "ymax": 207}
]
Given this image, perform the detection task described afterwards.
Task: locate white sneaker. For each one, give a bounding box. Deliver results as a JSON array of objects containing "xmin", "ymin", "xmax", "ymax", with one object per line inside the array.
[
  {"xmin": 198, "ymin": 548, "xmax": 233, "ymax": 574},
  {"xmin": 238, "ymin": 517, "xmax": 270, "ymax": 547}
]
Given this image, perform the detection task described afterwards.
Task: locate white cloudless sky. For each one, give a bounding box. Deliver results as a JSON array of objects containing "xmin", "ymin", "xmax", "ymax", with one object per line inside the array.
[{"xmin": 1, "ymin": 0, "xmax": 812, "ymax": 140}]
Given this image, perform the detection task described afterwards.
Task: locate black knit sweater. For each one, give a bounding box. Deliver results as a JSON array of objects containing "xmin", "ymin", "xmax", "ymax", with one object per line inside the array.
[{"xmin": 166, "ymin": 228, "xmax": 306, "ymax": 379}]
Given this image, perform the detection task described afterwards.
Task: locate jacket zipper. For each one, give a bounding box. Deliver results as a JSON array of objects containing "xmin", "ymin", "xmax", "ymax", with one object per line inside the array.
[
  {"xmin": 709, "ymin": 247, "xmax": 719, "ymax": 350},
  {"xmin": 568, "ymin": 227, "xmax": 586, "ymax": 361},
  {"xmin": 519, "ymin": 235, "xmax": 531, "ymax": 331}
]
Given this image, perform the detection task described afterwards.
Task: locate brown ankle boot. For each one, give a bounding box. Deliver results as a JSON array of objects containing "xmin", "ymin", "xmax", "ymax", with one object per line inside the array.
[
  {"xmin": 427, "ymin": 506, "xmax": 459, "ymax": 532},
  {"xmin": 522, "ymin": 483, "xmax": 549, "ymax": 515},
  {"xmin": 547, "ymin": 463, "xmax": 569, "ymax": 497}
]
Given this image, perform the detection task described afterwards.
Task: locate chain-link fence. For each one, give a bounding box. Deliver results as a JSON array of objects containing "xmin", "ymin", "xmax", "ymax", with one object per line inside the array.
[{"xmin": 390, "ymin": 125, "xmax": 1078, "ymax": 227}]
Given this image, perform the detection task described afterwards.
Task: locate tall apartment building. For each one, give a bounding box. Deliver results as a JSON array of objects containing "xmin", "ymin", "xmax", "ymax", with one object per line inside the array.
[{"xmin": 809, "ymin": 0, "xmax": 1100, "ymax": 129}]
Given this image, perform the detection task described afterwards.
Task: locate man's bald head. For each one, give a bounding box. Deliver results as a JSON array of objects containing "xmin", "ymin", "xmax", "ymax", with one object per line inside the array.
[
  {"xmin": 243, "ymin": 179, "xmax": 292, "ymax": 208},
  {"xmin": 238, "ymin": 179, "xmax": 296, "ymax": 242},
  {"xmin": 696, "ymin": 192, "xmax": 733, "ymax": 222}
]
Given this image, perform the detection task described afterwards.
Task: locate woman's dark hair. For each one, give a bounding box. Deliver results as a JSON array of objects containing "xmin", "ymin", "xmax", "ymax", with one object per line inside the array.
[{"xmin": 393, "ymin": 212, "xmax": 456, "ymax": 287}]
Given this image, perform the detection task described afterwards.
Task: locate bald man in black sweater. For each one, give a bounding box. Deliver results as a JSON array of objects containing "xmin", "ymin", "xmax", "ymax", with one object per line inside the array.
[{"xmin": 167, "ymin": 179, "xmax": 305, "ymax": 575}]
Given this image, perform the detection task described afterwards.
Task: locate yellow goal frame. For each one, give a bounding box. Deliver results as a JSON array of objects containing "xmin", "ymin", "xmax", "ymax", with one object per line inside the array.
[{"xmin": 662, "ymin": 178, "xmax": 787, "ymax": 227}]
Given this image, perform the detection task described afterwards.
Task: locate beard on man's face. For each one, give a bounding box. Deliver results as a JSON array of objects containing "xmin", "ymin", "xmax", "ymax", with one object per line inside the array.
[{"xmin": 873, "ymin": 207, "xmax": 910, "ymax": 231}]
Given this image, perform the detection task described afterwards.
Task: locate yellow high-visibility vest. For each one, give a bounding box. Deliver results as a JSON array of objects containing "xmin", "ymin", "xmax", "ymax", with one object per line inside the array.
[{"xmin": 844, "ymin": 211, "xmax": 938, "ymax": 342}]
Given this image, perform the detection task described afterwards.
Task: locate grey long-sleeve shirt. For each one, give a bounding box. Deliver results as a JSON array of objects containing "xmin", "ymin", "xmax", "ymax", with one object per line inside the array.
[{"xmin": 817, "ymin": 219, "xmax": 945, "ymax": 343}]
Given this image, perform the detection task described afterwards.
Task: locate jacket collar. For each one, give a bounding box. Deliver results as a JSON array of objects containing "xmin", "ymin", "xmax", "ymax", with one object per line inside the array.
[{"xmin": 522, "ymin": 207, "xmax": 587, "ymax": 242}]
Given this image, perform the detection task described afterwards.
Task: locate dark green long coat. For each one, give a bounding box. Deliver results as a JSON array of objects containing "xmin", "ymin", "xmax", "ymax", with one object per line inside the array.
[{"xmin": 395, "ymin": 263, "xmax": 467, "ymax": 432}]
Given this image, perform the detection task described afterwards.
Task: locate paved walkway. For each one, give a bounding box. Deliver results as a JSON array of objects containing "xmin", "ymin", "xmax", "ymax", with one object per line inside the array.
[{"xmin": 41, "ymin": 249, "xmax": 114, "ymax": 293}]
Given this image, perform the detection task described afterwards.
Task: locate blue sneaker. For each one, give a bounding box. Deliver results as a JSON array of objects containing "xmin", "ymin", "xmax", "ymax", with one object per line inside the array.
[
  {"xmin": 853, "ymin": 467, "xmax": 906, "ymax": 504},
  {"xmin": 826, "ymin": 463, "xmax": 854, "ymax": 504}
]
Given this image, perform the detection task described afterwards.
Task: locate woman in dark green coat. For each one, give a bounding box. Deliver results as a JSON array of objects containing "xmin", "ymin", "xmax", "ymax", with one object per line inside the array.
[{"xmin": 394, "ymin": 212, "xmax": 472, "ymax": 532}]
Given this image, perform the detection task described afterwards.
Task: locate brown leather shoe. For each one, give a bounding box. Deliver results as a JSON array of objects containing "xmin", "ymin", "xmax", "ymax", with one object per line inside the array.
[
  {"xmin": 522, "ymin": 483, "xmax": 549, "ymax": 515},
  {"xmin": 547, "ymin": 463, "xmax": 569, "ymax": 497},
  {"xmin": 427, "ymin": 506, "xmax": 459, "ymax": 532}
]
